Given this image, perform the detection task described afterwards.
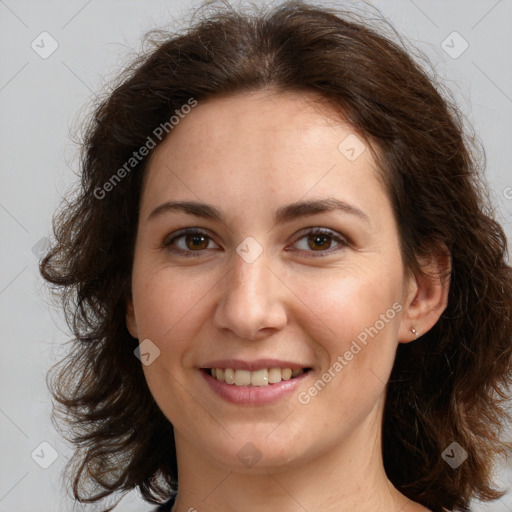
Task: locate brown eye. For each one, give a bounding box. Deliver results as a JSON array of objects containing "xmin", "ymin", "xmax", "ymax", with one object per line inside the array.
[
  {"xmin": 307, "ymin": 233, "xmax": 332, "ymax": 251},
  {"xmin": 163, "ymin": 229, "xmax": 219, "ymax": 257},
  {"xmin": 184, "ymin": 233, "xmax": 209, "ymax": 250},
  {"xmin": 292, "ymin": 228, "xmax": 348, "ymax": 257}
]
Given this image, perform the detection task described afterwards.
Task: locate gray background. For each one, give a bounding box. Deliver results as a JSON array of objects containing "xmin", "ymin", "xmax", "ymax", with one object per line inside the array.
[{"xmin": 1, "ymin": 0, "xmax": 511, "ymax": 510}]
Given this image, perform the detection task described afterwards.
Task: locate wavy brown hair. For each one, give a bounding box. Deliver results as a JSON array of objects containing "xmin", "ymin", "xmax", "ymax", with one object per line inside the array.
[{"xmin": 40, "ymin": 1, "xmax": 512, "ymax": 510}]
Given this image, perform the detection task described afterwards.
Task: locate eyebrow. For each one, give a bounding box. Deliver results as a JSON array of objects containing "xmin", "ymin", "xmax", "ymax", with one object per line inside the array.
[{"xmin": 147, "ymin": 197, "xmax": 371, "ymax": 226}]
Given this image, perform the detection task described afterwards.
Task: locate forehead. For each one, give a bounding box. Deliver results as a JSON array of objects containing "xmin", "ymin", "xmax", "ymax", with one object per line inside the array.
[
  {"xmin": 147, "ymin": 88, "xmax": 359, "ymax": 163},
  {"xmin": 140, "ymin": 89, "xmax": 388, "ymax": 223}
]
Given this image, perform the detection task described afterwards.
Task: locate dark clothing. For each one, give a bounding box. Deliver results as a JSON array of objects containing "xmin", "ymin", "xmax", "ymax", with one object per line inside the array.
[
  {"xmin": 152, "ymin": 494, "xmax": 459, "ymax": 511},
  {"xmin": 153, "ymin": 494, "xmax": 176, "ymax": 511}
]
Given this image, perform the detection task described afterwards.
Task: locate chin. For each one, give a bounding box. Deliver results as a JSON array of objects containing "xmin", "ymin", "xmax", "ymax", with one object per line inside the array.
[{"xmin": 201, "ymin": 431, "xmax": 313, "ymax": 474}]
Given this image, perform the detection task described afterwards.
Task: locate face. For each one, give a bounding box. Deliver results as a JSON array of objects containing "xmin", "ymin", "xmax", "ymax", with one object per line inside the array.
[{"xmin": 126, "ymin": 89, "xmax": 418, "ymax": 473}]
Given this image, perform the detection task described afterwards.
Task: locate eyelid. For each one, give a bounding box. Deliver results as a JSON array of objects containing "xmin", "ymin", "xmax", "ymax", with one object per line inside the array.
[
  {"xmin": 162, "ymin": 226, "xmax": 349, "ymax": 257},
  {"xmin": 288, "ymin": 227, "xmax": 349, "ymax": 257},
  {"xmin": 162, "ymin": 227, "xmax": 219, "ymax": 256}
]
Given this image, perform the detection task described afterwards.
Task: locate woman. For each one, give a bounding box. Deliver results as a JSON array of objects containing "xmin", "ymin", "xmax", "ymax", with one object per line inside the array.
[{"xmin": 40, "ymin": 1, "xmax": 512, "ymax": 511}]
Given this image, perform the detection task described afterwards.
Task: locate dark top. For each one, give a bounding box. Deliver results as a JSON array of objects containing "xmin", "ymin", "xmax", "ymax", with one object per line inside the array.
[
  {"xmin": 153, "ymin": 494, "xmax": 176, "ymax": 511},
  {"xmin": 152, "ymin": 494, "xmax": 459, "ymax": 511}
]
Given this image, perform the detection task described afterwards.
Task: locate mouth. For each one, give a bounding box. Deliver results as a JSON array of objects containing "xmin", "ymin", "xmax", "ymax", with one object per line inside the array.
[{"xmin": 202, "ymin": 367, "xmax": 313, "ymax": 387}]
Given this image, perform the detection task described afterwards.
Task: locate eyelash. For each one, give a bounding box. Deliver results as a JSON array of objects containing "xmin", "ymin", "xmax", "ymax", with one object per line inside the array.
[{"xmin": 162, "ymin": 227, "xmax": 349, "ymax": 258}]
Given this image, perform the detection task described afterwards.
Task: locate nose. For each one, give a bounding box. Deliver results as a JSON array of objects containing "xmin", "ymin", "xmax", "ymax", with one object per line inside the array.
[{"xmin": 213, "ymin": 250, "xmax": 288, "ymax": 341}]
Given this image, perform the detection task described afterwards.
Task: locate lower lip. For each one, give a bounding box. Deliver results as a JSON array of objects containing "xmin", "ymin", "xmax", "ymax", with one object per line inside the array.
[{"xmin": 201, "ymin": 369, "xmax": 311, "ymax": 405}]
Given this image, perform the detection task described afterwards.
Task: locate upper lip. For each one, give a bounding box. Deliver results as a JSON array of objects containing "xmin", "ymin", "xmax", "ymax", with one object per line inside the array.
[{"xmin": 200, "ymin": 359, "xmax": 311, "ymax": 371}]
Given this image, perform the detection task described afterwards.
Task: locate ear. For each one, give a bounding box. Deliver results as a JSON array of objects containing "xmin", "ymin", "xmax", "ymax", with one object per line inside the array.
[
  {"xmin": 398, "ymin": 245, "xmax": 451, "ymax": 344},
  {"xmin": 125, "ymin": 294, "xmax": 139, "ymax": 339}
]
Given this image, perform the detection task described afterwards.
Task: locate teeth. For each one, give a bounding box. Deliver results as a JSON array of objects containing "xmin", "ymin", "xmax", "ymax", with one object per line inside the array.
[
  {"xmin": 268, "ymin": 368, "xmax": 282, "ymax": 383},
  {"xmin": 209, "ymin": 367, "xmax": 306, "ymax": 387},
  {"xmin": 235, "ymin": 369, "xmax": 251, "ymax": 386},
  {"xmin": 251, "ymin": 369, "xmax": 268, "ymax": 386},
  {"xmin": 224, "ymin": 368, "xmax": 235, "ymax": 384}
]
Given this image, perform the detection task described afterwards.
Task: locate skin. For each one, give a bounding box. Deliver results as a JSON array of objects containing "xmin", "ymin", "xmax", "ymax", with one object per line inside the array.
[{"xmin": 126, "ymin": 89, "xmax": 450, "ymax": 512}]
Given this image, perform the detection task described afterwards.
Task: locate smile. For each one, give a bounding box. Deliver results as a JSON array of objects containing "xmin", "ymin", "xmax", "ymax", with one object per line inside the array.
[{"xmin": 207, "ymin": 367, "xmax": 309, "ymax": 386}]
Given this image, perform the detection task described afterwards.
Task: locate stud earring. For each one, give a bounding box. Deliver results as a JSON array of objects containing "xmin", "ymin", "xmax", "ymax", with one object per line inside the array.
[{"xmin": 411, "ymin": 327, "xmax": 418, "ymax": 336}]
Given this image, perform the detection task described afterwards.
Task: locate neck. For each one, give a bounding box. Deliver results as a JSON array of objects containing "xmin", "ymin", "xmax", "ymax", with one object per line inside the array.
[{"xmin": 170, "ymin": 401, "xmax": 428, "ymax": 512}]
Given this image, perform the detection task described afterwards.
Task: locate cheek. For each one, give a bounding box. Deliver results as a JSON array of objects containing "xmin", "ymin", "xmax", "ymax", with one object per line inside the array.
[
  {"xmin": 131, "ymin": 266, "xmax": 209, "ymax": 361},
  {"xmin": 293, "ymin": 273, "xmax": 402, "ymax": 423},
  {"xmin": 133, "ymin": 268, "xmax": 213, "ymax": 420},
  {"xmin": 292, "ymin": 267, "xmax": 402, "ymax": 354},
  {"xmin": 293, "ymin": 268, "xmax": 403, "ymax": 413}
]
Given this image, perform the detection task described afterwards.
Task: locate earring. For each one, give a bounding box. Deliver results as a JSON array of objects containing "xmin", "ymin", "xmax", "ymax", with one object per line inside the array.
[{"xmin": 411, "ymin": 327, "xmax": 418, "ymax": 336}]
